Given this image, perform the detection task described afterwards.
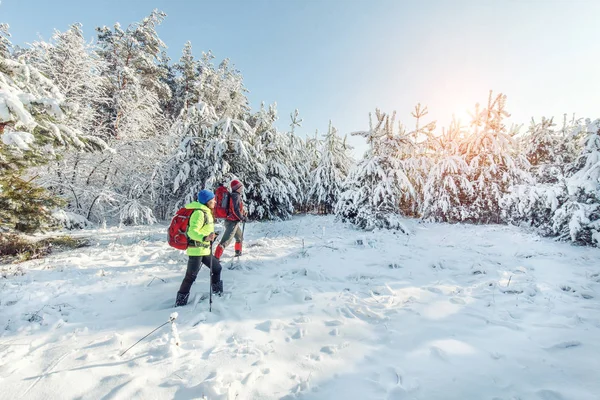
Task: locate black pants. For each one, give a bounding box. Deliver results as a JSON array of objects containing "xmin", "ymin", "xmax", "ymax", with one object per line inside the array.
[{"xmin": 178, "ymin": 255, "xmax": 222, "ymax": 294}]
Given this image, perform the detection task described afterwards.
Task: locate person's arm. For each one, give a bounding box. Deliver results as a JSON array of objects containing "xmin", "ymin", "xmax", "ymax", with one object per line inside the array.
[
  {"xmin": 188, "ymin": 211, "xmax": 213, "ymax": 242},
  {"xmin": 230, "ymin": 192, "xmax": 245, "ymax": 221}
]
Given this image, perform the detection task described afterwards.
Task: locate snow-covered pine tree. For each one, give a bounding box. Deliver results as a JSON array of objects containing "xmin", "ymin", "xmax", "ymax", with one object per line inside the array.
[
  {"xmin": 500, "ymin": 114, "xmax": 585, "ymax": 233},
  {"xmin": 286, "ymin": 109, "xmax": 311, "ymax": 213},
  {"xmin": 173, "ymin": 41, "xmax": 201, "ymax": 115},
  {"xmin": 1, "ymin": 23, "xmax": 106, "ymax": 233},
  {"xmin": 522, "ymin": 117, "xmax": 561, "ymax": 183},
  {"xmin": 304, "ymin": 128, "xmax": 322, "ymax": 211},
  {"xmin": 168, "ymin": 101, "xmax": 219, "ymax": 210},
  {"xmin": 309, "ymin": 120, "xmax": 353, "ymax": 214},
  {"xmin": 167, "ymin": 51, "xmax": 255, "ymax": 214},
  {"xmin": 95, "ymin": 9, "xmax": 170, "ymax": 139},
  {"xmin": 461, "ymin": 91, "xmax": 530, "ymax": 223},
  {"xmin": 399, "ymin": 104, "xmax": 436, "ymax": 217},
  {"xmin": 27, "ymin": 23, "xmax": 108, "ymax": 137},
  {"xmin": 336, "ymin": 109, "xmax": 414, "ymax": 231},
  {"xmin": 422, "ymin": 117, "xmax": 474, "ymax": 222},
  {"xmin": 28, "ymin": 12, "xmax": 174, "ymax": 227},
  {"xmin": 0, "ymin": 23, "xmax": 11, "ymax": 59},
  {"xmin": 197, "ymin": 52, "xmax": 249, "ymax": 119},
  {"xmin": 551, "ymin": 119, "xmax": 600, "ymax": 245},
  {"xmin": 158, "ymin": 50, "xmax": 178, "ymax": 120},
  {"xmin": 242, "ymin": 103, "xmax": 297, "ymax": 219}
]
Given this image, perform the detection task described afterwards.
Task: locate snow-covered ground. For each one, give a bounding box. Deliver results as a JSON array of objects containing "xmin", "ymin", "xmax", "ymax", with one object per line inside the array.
[{"xmin": 1, "ymin": 215, "xmax": 600, "ymax": 400}]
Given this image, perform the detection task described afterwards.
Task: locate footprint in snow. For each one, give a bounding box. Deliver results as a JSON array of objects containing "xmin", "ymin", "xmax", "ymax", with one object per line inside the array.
[
  {"xmin": 545, "ymin": 341, "xmax": 582, "ymax": 351},
  {"xmin": 320, "ymin": 345, "xmax": 338, "ymax": 355},
  {"xmin": 429, "ymin": 346, "xmax": 448, "ymax": 361},
  {"xmin": 425, "ymin": 287, "xmax": 444, "ymax": 294},
  {"xmin": 241, "ymin": 367, "xmax": 271, "ymax": 386},
  {"xmin": 255, "ymin": 320, "xmax": 285, "ymax": 332},
  {"xmin": 293, "ymin": 316, "xmax": 311, "ymax": 324},
  {"xmin": 291, "ymin": 329, "xmax": 305, "ymax": 340},
  {"xmin": 560, "ymin": 285, "xmax": 576, "ymax": 293},
  {"xmin": 449, "ymin": 297, "xmax": 466, "ymax": 305}
]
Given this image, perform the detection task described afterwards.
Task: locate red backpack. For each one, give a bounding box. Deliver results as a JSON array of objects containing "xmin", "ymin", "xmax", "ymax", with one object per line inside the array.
[
  {"xmin": 214, "ymin": 185, "xmax": 230, "ymax": 219},
  {"xmin": 167, "ymin": 208, "xmax": 207, "ymax": 250}
]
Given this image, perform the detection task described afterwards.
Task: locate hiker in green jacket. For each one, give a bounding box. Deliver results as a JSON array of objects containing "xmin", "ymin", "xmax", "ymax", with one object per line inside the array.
[{"xmin": 175, "ymin": 189, "xmax": 223, "ymax": 307}]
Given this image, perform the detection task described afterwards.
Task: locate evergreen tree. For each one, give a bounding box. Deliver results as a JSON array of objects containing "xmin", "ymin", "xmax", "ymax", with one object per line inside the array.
[
  {"xmin": 197, "ymin": 52, "xmax": 249, "ymax": 119},
  {"xmin": 247, "ymin": 103, "xmax": 298, "ymax": 219},
  {"xmin": 309, "ymin": 121, "xmax": 353, "ymax": 214},
  {"xmin": 422, "ymin": 118, "xmax": 474, "ymax": 222},
  {"xmin": 336, "ymin": 109, "xmax": 413, "ymax": 231},
  {"xmin": 28, "ymin": 23, "xmax": 108, "ymax": 136},
  {"xmin": 174, "ymin": 41, "xmax": 201, "ymax": 114},
  {"xmin": 169, "ymin": 101, "xmax": 219, "ymax": 209},
  {"xmin": 0, "ymin": 23, "xmax": 11, "ymax": 59},
  {"xmin": 304, "ymin": 128, "xmax": 322, "ymax": 211},
  {"xmin": 552, "ymin": 119, "xmax": 600, "ymax": 245},
  {"xmin": 461, "ymin": 91, "xmax": 530, "ymax": 223},
  {"xmin": 95, "ymin": 10, "xmax": 169, "ymax": 139},
  {"xmin": 158, "ymin": 50, "xmax": 178, "ymax": 119},
  {"xmin": 1, "ymin": 23, "xmax": 106, "ymax": 233},
  {"xmin": 286, "ymin": 109, "xmax": 311, "ymax": 213},
  {"xmin": 399, "ymin": 104, "xmax": 436, "ymax": 217}
]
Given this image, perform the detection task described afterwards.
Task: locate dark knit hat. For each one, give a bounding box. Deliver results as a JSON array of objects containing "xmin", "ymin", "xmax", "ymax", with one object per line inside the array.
[{"xmin": 231, "ymin": 180, "xmax": 243, "ymax": 191}]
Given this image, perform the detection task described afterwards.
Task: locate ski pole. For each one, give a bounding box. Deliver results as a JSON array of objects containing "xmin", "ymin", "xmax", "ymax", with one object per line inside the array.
[
  {"xmin": 209, "ymin": 240, "xmax": 213, "ymax": 313},
  {"xmin": 120, "ymin": 313, "xmax": 178, "ymax": 357},
  {"xmin": 240, "ymin": 221, "xmax": 246, "ymax": 257}
]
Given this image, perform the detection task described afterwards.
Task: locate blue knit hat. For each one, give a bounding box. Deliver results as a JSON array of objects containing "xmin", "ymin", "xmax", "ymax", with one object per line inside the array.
[{"xmin": 197, "ymin": 189, "xmax": 215, "ymax": 204}]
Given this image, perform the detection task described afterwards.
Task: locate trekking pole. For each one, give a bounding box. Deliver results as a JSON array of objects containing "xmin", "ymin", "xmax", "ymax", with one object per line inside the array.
[
  {"xmin": 120, "ymin": 313, "xmax": 178, "ymax": 357},
  {"xmin": 209, "ymin": 240, "xmax": 213, "ymax": 313}
]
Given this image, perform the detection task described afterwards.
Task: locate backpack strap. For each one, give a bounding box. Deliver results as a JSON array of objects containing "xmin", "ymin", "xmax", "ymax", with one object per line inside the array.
[{"xmin": 188, "ymin": 208, "xmax": 210, "ymax": 247}]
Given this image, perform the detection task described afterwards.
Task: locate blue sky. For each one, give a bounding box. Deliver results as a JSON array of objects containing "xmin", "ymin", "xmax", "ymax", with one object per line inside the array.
[{"xmin": 2, "ymin": 0, "xmax": 599, "ymax": 156}]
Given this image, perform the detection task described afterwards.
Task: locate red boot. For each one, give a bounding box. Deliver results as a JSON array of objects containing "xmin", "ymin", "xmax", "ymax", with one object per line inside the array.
[
  {"xmin": 234, "ymin": 242, "xmax": 242, "ymax": 257},
  {"xmin": 214, "ymin": 244, "xmax": 224, "ymax": 260}
]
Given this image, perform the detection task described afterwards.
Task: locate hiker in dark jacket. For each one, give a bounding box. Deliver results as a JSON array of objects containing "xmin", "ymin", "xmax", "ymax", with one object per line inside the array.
[
  {"xmin": 175, "ymin": 189, "xmax": 223, "ymax": 307},
  {"xmin": 214, "ymin": 179, "xmax": 247, "ymax": 260}
]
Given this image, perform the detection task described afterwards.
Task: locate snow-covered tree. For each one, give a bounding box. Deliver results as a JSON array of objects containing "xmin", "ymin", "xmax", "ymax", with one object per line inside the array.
[
  {"xmin": 1, "ymin": 23, "xmax": 106, "ymax": 233},
  {"xmin": 164, "ymin": 49, "xmax": 261, "ymax": 218},
  {"xmin": 173, "ymin": 41, "xmax": 201, "ymax": 114},
  {"xmin": 197, "ymin": 52, "xmax": 249, "ymax": 119},
  {"xmin": 551, "ymin": 119, "xmax": 600, "ymax": 245},
  {"xmin": 47, "ymin": 10, "xmax": 175, "ymax": 226},
  {"xmin": 27, "ymin": 23, "xmax": 108, "ymax": 136},
  {"xmin": 245, "ymin": 103, "xmax": 298, "ymax": 219},
  {"xmin": 286, "ymin": 109, "xmax": 312, "ymax": 213},
  {"xmin": 422, "ymin": 118, "xmax": 474, "ymax": 222},
  {"xmin": 309, "ymin": 121, "xmax": 353, "ymax": 214},
  {"xmin": 520, "ymin": 115, "xmax": 582, "ymax": 184},
  {"xmin": 398, "ymin": 104, "xmax": 435, "ymax": 217},
  {"xmin": 168, "ymin": 101, "xmax": 219, "ymax": 209},
  {"xmin": 95, "ymin": 10, "xmax": 170, "ymax": 139},
  {"xmin": 303, "ymin": 128, "xmax": 322, "ymax": 211},
  {"xmin": 336, "ymin": 109, "xmax": 414, "ymax": 231},
  {"xmin": 0, "ymin": 23, "xmax": 11, "ymax": 58},
  {"xmin": 460, "ymin": 92, "xmax": 530, "ymax": 223},
  {"xmin": 158, "ymin": 50, "xmax": 178, "ymax": 119}
]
